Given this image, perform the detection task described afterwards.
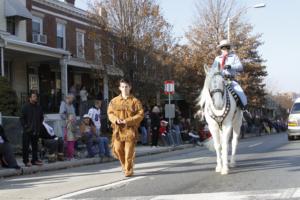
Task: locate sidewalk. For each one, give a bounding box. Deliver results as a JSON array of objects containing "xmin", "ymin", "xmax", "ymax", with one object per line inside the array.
[{"xmin": 0, "ymin": 144, "xmax": 194, "ymax": 178}]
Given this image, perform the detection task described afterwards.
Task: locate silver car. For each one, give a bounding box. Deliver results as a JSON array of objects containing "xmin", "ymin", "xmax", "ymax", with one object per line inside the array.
[{"xmin": 288, "ymin": 98, "xmax": 300, "ymax": 140}]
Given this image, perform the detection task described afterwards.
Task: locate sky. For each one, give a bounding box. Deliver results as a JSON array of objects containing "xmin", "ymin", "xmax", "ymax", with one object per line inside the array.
[{"xmin": 75, "ymin": 0, "xmax": 300, "ymax": 94}]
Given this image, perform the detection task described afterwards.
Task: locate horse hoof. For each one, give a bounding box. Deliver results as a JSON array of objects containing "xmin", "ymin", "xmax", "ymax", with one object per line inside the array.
[
  {"xmin": 215, "ymin": 166, "xmax": 222, "ymax": 173},
  {"xmin": 221, "ymin": 168, "xmax": 229, "ymax": 175}
]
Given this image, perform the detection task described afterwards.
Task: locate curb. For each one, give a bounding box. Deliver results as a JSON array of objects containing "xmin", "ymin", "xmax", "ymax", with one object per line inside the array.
[{"xmin": 0, "ymin": 144, "xmax": 194, "ymax": 178}]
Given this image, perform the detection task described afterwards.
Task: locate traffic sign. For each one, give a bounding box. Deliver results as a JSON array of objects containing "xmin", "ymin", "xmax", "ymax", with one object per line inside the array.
[
  {"xmin": 164, "ymin": 80, "xmax": 175, "ymax": 94},
  {"xmin": 165, "ymin": 104, "xmax": 175, "ymax": 119}
]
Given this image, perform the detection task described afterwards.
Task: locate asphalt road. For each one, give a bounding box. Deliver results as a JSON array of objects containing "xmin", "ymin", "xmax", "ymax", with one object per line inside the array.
[{"xmin": 1, "ymin": 132, "xmax": 300, "ymax": 200}]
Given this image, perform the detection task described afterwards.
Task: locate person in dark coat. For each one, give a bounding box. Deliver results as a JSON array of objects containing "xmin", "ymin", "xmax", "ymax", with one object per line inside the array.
[
  {"xmin": 20, "ymin": 91, "xmax": 44, "ymax": 167},
  {"xmin": 150, "ymin": 106, "xmax": 161, "ymax": 147},
  {"xmin": 0, "ymin": 125, "xmax": 20, "ymax": 169}
]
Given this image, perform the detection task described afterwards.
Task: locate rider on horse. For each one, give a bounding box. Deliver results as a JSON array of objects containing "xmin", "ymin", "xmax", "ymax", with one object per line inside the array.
[{"xmin": 212, "ymin": 39, "xmax": 247, "ymax": 110}]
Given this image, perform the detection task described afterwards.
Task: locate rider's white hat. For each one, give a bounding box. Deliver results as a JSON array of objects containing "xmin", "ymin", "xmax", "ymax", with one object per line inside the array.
[{"xmin": 217, "ymin": 40, "xmax": 231, "ymax": 48}]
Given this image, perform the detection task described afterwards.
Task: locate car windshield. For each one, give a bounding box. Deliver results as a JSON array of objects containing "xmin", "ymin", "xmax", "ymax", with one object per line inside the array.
[{"xmin": 291, "ymin": 103, "xmax": 300, "ymax": 114}]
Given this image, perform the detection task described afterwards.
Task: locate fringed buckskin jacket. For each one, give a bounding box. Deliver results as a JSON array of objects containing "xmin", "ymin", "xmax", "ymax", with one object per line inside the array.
[{"xmin": 107, "ymin": 95, "xmax": 144, "ymax": 142}]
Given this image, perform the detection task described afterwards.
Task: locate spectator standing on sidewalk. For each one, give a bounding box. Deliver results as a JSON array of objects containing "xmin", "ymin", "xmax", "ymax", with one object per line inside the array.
[
  {"xmin": 88, "ymin": 98, "xmax": 102, "ymax": 136},
  {"xmin": 107, "ymin": 79, "xmax": 144, "ymax": 177},
  {"xmin": 79, "ymin": 85, "xmax": 89, "ymax": 117},
  {"xmin": 0, "ymin": 125, "xmax": 20, "ymax": 169},
  {"xmin": 20, "ymin": 91, "xmax": 44, "ymax": 167},
  {"xmin": 59, "ymin": 94, "xmax": 75, "ymax": 138},
  {"xmin": 139, "ymin": 110, "xmax": 148, "ymax": 145},
  {"xmin": 150, "ymin": 106, "xmax": 160, "ymax": 148}
]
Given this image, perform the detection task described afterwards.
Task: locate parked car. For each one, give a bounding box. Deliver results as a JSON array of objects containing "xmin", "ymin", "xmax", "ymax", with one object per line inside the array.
[{"xmin": 288, "ymin": 98, "xmax": 300, "ymax": 140}]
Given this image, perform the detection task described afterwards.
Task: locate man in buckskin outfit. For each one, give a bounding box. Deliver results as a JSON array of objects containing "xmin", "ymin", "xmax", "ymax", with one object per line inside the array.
[{"xmin": 107, "ymin": 79, "xmax": 144, "ymax": 177}]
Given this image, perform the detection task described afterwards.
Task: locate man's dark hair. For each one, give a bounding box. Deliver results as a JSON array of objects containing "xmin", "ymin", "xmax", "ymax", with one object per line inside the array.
[
  {"xmin": 119, "ymin": 78, "xmax": 132, "ymax": 86},
  {"xmin": 28, "ymin": 90, "xmax": 38, "ymax": 98}
]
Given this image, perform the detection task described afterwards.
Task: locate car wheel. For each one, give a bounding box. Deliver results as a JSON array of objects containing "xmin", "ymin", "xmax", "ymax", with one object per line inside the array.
[{"xmin": 288, "ymin": 136, "xmax": 294, "ymax": 141}]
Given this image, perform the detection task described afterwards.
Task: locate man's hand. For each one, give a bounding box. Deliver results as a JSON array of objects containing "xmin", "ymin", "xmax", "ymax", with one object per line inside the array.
[
  {"xmin": 224, "ymin": 65, "xmax": 231, "ymax": 70},
  {"xmin": 120, "ymin": 119, "xmax": 126, "ymax": 125},
  {"xmin": 116, "ymin": 119, "xmax": 126, "ymax": 125}
]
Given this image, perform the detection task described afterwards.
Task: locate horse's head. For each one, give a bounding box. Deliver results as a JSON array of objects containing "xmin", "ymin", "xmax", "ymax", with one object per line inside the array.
[{"xmin": 205, "ymin": 64, "xmax": 225, "ymax": 110}]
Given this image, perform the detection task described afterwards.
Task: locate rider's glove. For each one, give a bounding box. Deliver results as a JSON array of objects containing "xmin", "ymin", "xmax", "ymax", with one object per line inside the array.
[{"xmin": 224, "ymin": 65, "xmax": 231, "ymax": 70}]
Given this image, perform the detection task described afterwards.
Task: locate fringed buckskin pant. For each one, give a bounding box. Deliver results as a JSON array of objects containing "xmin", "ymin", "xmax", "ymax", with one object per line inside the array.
[{"xmin": 112, "ymin": 138, "xmax": 135, "ymax": 176}]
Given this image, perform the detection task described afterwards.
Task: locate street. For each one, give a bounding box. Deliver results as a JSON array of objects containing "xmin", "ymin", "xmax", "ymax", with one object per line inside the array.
[{"xmin": 1, "ymin": 133, "xmax": 300, "ymax": 200}]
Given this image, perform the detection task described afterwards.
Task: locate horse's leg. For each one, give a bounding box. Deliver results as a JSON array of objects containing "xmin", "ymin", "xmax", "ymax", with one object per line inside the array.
[
  {"xmin": 230, "ymin": 130, "xmax": 239, "ymax": 168},
  {"xmin": 230, "ymin": 110, "xmax": 243, "ymax": 168},
  {"xmin": 214, "ymin": 137, "xmax": 222, "ymax": 173},
  {"xmin": 220, "ymin": 125, "xmax": 232, "ymax": 175},
  {"xmin": 209, "ymin": 125, "xmax": 222, "ymax": 173}
]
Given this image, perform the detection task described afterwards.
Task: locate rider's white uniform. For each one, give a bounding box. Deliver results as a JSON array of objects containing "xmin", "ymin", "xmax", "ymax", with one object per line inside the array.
[{"xmin": 212, "ymin": 53, "xmax": 247, "ymax": 107}]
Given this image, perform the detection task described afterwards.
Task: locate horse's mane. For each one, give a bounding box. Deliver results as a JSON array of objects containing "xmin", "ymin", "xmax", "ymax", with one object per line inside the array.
[{"xmin": 196, "ymin": 67, "xmax": 217, "ymax": 110}]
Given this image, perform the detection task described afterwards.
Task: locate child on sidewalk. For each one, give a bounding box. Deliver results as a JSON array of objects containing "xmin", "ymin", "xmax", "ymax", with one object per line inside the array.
[
  {"xmin": 87, "ymin": 99, "xmax": 102, "ymax": 136},
  {"xmin": 66, "ymin": 114, "xmax": 77, "ymax": 160}
]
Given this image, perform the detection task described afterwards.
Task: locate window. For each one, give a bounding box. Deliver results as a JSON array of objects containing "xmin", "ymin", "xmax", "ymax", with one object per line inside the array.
[
  {"xmin": 94, "ymin": 41, "xmax": 102, "ymax": 63},
  {"xmin": 56, "ymin": 23, "xmax": 65, "ymax": 49},
  {"xmin": 32, "ymin": 16, "xmax": 43, "ymax": 34},
  {"xmin": 6, "ymin": 18, "xmax": 16, "ymax": 35},
  {"xmin": 143, "ymin": 56, "xmax": 148, "ymax": 65},
  {"xmin": 76, "ymin": 31, "xmax": 85, "ymax": 58},
  {"xmin": 291, "ymin": 103, "xmax": 300, "ymax": 114},
  {"xmin": 4, "ymin": 61, "xmax": 12, "ymax": 82}
]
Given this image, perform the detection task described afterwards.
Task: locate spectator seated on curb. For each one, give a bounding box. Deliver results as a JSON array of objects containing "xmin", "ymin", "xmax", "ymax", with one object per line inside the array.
[
  {"xmin": 80, "ymin": 114, "xmax": 111, "ymax": 160},
  {"xmin": 187, "ymin": 127, "xmax": 202, "ymax": 146},
  {"xmin": 199, "ymin": 124, "xmax": 212, "ymax": 142},
  {"xmin": 0, "ymin": 125, "xmax": 21, "ymax": 169},
  {"xmin": 159, "ymin": 120, "xmax": 168, "ymax": 146},
  {"xmin": 40, "ymin": 122, "xmax": 64, "ymax": 163},
  {"xmin": 171, "ymin": 119, "xmax": 183, "ymax": 146},
  {"xmin": 159, "ymin": 120, "xmax": 175, "ymax": 146}
]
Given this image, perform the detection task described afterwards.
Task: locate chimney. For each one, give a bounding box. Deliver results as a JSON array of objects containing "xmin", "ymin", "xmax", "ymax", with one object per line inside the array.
[{"xmin": 65, "ymin": 0, "xmax": 75, "ymax": 5}]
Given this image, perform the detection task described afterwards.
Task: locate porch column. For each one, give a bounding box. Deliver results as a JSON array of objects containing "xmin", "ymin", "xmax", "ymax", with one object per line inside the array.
[
  {"xmin": 60, "ymin": 56, "xmax": 68, "ymax": 98},
  {"xmin": 0, "ymin": 47, "xmax": 4, "ymax": 77},
  {"xmin": 103, "ymin": 73, "xmax": 109, "ymax": 101}
]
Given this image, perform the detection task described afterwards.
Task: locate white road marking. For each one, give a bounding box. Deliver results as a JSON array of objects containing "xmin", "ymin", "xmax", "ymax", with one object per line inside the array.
[
  {"xmin": 248, "ymin": 142, "xmax": 263, "ymax": 148},
  {"xmin": 50, "ymin": 157, "xmax": 207, "ymax": 200},
  {"xmin": 50, "ymin": 176, "xmax": 145, "ymax": 200}
]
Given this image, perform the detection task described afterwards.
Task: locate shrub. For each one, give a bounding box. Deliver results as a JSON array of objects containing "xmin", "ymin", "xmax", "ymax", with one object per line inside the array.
[{"xmin": 0, "ymin": 77, "xmax": 19, "ymax": 116}]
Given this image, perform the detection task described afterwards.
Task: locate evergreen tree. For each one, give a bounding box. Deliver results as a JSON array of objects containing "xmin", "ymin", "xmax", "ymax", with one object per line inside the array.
[{"xmin": 0, "ymin": 77, "xmax": 19, "ymax": 116}]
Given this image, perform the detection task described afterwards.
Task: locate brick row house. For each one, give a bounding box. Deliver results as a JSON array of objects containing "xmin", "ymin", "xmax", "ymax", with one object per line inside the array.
[{"xmin": 0, "ymin": 0, "xmax": 122, "ymax": 113}]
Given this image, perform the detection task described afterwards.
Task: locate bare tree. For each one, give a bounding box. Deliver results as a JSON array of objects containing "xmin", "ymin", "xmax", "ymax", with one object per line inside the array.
[
  {"xmin": 87, "ymin": 0, "xmax": 173, "ymax": 102},
  {"xmin": 182, "ymin": 0, "xmax": 267, "ymax": 109}
]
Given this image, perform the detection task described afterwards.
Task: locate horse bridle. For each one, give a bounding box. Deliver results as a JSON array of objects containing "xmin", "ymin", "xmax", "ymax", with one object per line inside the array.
[{"xmin": 210, "ymin": 72, "xmax": 224, "ymax": 96}]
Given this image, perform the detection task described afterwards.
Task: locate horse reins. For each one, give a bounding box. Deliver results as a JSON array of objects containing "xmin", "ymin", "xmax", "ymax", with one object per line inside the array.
[
  {"xmin": 210, "ymin": 72, "xmax": 224, "ymax": 96},
  {"xmin": 208, "ymin": 71, "xmax": 231, "ymax": 128}
]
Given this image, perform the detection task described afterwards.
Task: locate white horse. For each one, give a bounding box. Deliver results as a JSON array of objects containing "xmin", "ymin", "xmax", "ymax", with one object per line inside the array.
[{"xmin": 196, "ymin": 64, "xmax": 243, "ymax": 175}]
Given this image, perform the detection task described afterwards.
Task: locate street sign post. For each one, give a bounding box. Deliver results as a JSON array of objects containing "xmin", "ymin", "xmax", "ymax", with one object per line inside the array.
[{"xmin": 164, "ymin": 80, "xmax": 175, "ymax": 128}]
